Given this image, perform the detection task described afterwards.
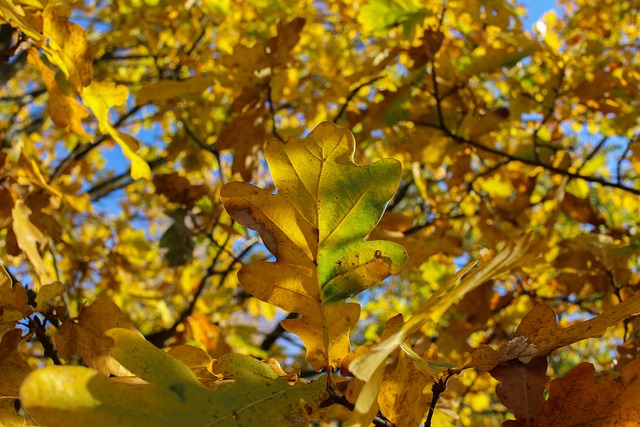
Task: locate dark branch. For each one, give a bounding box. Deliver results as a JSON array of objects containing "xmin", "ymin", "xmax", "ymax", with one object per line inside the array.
[
  {"xmin": 411, "ymin": 120, "xmax": 640, "ymax": 196},
  {"xmin": 266, "ymin": 83, "xmax": 285, "ymax": 143},
  {"xmin": 260, "ymin": 312, "xmax": 300, "ymax": 351},
  {"xmin": 332, "ymin": 75, "xmax": 386, "ymax": 123},
  {"xmin": 87, "ymin": 156, "xmax": 168, "ymax": 201},
  {"xmin": 48, "ymin": 105, "xmax": 143, "ymax": 183},
  {"xmin": 424, "ymin": 374, "xmax": 451, "ymax": 427}
]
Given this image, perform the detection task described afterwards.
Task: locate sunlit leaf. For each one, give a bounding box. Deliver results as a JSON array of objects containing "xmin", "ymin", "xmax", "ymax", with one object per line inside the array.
[
  {"xmin": 221, "ymin": 121, "xmax": 408, "ymax": 371},
  {"xmin": 21, "ymin": 328, "xmax": 326, "ymax": 427},
  {"xmin": 83, "ymin": 81, "xmax": 150, "ymax": 180}
]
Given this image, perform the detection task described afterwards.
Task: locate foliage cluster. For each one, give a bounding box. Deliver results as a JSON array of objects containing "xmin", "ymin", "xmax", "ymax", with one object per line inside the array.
[{"xmin": 1, "ymin": 0, "xmax": 640, "ymax": 425}]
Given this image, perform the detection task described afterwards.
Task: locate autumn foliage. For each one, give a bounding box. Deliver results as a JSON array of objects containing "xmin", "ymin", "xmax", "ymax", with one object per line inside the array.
[{"xmin": 1, "ymin": 0, "xmax": 640, "ymax": 426}]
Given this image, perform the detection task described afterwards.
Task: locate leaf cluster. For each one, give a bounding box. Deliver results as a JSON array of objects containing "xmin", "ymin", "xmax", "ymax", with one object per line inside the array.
[{"xmin": 1, "ymin": 0, "xmax": 640, "ymax": 426}]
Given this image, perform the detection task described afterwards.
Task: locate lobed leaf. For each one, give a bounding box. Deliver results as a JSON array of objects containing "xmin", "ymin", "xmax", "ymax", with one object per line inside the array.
[
  {"xmin": 221, "ymin": 121, "xmax": 408, "ymax": 371},
  {"xmin": 466, "ymin": 295, "xmax": 640, "ymax": 372},
  {"xmin": 504, "ymin": 359, "xmax": 640, "ymax": 427}
]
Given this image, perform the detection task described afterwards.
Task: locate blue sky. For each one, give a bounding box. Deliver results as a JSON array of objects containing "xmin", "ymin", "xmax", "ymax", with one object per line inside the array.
[{"xmin": 522, "ymin": 0, "xmax": 558, "ymax": 28}]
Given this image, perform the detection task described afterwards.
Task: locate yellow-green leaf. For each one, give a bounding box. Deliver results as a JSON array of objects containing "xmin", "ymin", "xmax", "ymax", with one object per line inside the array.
[
  {"xmin": 83, "ymin": 81, "xmax": 150, "ymax": 180},
  {"xmin": 220, "ymin": 121, "xmax": 408, "ymax": 371},
  {"xmin": 20, "ymin": 328, "xmax": 326, "ymax": 427}
]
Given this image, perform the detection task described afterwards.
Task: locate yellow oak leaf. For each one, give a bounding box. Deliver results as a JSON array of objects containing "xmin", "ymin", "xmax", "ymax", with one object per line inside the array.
[
  {"xmin": 27, "ymin": 48, "xmax": 90, "ymax": 140},
  {"xmin": 378, "ymin": 349, "xmax": 432, "ymax": 427},
  {"xmin": 34, "ymin": 281, "xmax": 66, "ymax": 312},
  {"xmin": 42, "ymin": 3, "xmax": 93, "ymax": 94},
  {"xmin": 0, "ymin": 265, "xmax": 32, "ymax": 323},
  {"xmin": 0, "ymin": 0, "xmax": 43, "ymax": 41},
  {"xmin": 220, "ymin": 121, "xmax": 408, "ymax": 371},
  {"xmin": 55, "ymin": 297, "xmax": 136, "ymax": 377},
  {"xmin": 10, "ymin": 199, "xmax": 51, "ymax": 287},
  {"xmin": 0, "ymin": 329, "xmax": 32, "ymax": 426},
  {"xmin": 83, "ymin": 81, "xmax": 150, "ymax": 180}
]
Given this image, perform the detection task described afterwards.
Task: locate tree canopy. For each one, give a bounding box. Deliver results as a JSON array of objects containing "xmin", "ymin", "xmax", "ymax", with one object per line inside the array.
[{"xmin": 1, "ymin": 0, "xmax": 639, "ymax": 425}]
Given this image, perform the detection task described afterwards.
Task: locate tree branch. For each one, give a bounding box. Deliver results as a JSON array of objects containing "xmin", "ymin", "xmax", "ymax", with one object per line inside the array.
[
  {"xmin": 266, "ymin": 83, "xmax": 285, "ymax": 143},
  {"xmin": 260, "ymin": 312, "xmax": 299, "ymax": 351},
  {"xmin": 48, "ymin": 105, "xmax": 143, "ymax": 182},
  {"xmin": 145, "ymin": 237, "xmax": 256, "ymax": 347},
  {"xmin": 411, "ymin": 120, "xmax": 640, "ymax": 196},
  {"xmin": 86, "ymin": 156, "xmax": 168, "ymax": 201},
  {"xmin": 332, "ymin": 75, "xmax": 386, "ymax": 123}
]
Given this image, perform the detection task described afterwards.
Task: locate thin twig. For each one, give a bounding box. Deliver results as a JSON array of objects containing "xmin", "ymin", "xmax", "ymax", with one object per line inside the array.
[
  {"xmin": 30, "ymin": 316, "xmax": 62, "ymax": 365},
  {"xmin": 532, "ymin": 66, "xmax": 565, "ymax": 162},
  {"xmin": 574, "ymin": 135, "xmax": 608, "ymax": 175},
  {"xmin": 145, "ymin": 238, "xmax": 256, "ymax": 347},
  {"xmin": 48, "ymin": 105, "xmax": 143, "ymax": 182},
  {"xmin": 182, "ymin": 120, "xmax": 226, "ymax": 185},
  {"xmin": 87, "ymin": 156, "xmax": 168, "ymax": 200},
  {"xmin": 332, "ymin": 75, "xmax": 386, "ymax": 123},
  {"xmin": 411, "ymin": 120, "xmax": 640, "ymax": 196},
  {"xmin": 616, "ymin": 136, "xmax": 634, "ymax": 184},
  {"xmin": 266, "ymin": 84, "xmax": 284, "ymax": 143},
  {"xmin": 424, "ymin": 373, "xmax": 452, "ymax": 427},
  {"xmin": 260, "ymin": 312, "xmax": 299, "ymax": 351},
  {"xmin": 0, "ymin": 88, "xmax": 47, "ymax": 103}
]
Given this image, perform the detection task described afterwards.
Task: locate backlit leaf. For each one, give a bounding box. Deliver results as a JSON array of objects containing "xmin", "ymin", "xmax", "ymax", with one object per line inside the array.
[
  {"xmin": 41, "ymin": 4, "xmax": 93, "ymax": 94},
  {"xmin": 27, "ymin": 48, "xmax": 90, "ymax": 139},
  {"xmin": 11, "ymin": 199, "xmax": 51, "ymax": 287},
  {"xmin": 20, "ymin": 328, "xmax": 326, "ymax": 427},
  {"xmin": 83, "ymin": 81, "xmax": 150, "ymax": 180},
  {"xmin": 221, "ymin": 121, "xmax": 408, "ymax": 371}
]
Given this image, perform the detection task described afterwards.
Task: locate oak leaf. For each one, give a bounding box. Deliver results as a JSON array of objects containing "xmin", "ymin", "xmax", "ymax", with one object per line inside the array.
[
  {"xmin": 0, "ymin": 329, "xmax": 32, "ymax": 426},
  {"xmin": 21, "ymin": 328, "xmax": 326, "ymax": 427},
  {"xmin": 55, "ymin": 297, "xmax": 137, "ymax": 376},
  {"xmin": 504, "ymin": 359, "xmax": 640, "ymax": 427},
  {"xmin": 0, "ymin": 265, "xmax": 31, "ymax": 323},
  {"xmin": 220, "ymin": 121, "xmax": 408, "ymax": 371},
  {"xmin": 41, "ymin": 4, "xmax": 93, "ymax": 94},
  {"xmin": 490, "ymin": 356, "xmax": 548, "ymax": 421},
  {"xmin": 11, "ymin": 199, "xmax": 51, "ymax": 286},
  {"xmin": 466, "ymin": 297, "xmax": 640, "ymax": 372},
  {"xmin": 27, "ymin": 48, "xmax": 90, "ymax": 139}
]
